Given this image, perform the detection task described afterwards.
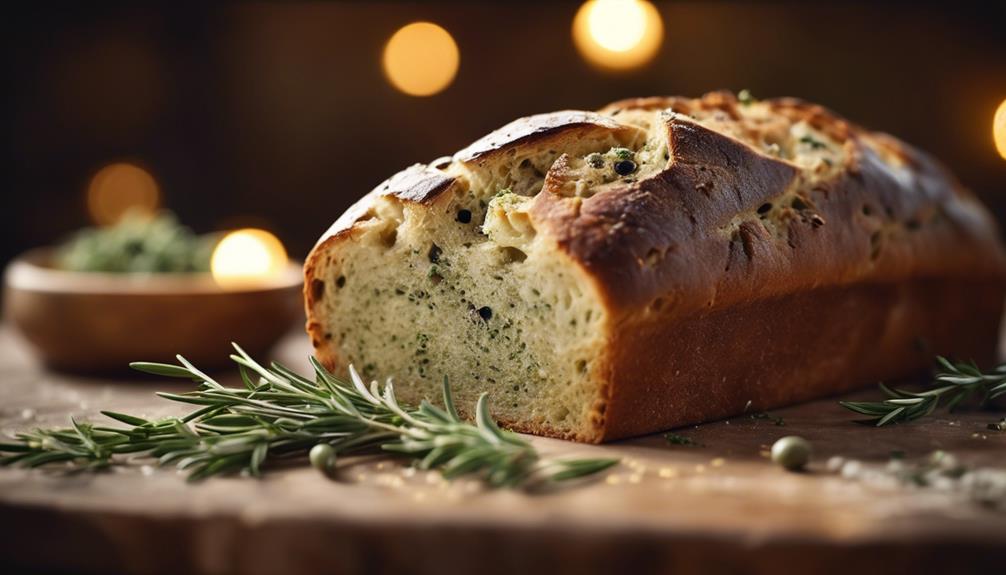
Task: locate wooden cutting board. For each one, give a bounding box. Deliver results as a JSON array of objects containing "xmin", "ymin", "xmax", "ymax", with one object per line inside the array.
[{"xmin": 0, "ymin": 325, "xmax": 1003, "ymax": 575}]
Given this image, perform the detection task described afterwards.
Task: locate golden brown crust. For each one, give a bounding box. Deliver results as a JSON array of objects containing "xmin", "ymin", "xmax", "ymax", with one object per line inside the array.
[
  {"xmin": 600, "ymin": 277, "xmax": 1003, "ymax": 440},
  {"xmin": 455, "ymin": 111, "xmax": 630, "ymax": 165},
  {"xmin": 534, "ymin": 99, "xmax": 1005, "ymax": 319},
  {"xmin": 311, "ymin": 164, "xmax": 458, "ymax": 248},
  {"xmin": 305, "ymin": 91, "xmax": 1006, "ymax": 441}
]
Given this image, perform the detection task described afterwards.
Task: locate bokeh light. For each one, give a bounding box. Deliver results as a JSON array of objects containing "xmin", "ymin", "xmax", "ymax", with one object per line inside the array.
[
  {"xmin": 572, "ymin": 0, "xmax": 664, "ymax": 72},
  {"xmin": 86, "ymin": 163, "xmax": 160, "ymax": 225},
  {"xmin": 210, "ymin": 228, "xmax": 289, "ymax": 287},
  {"xmin": 994, "ymin": 98, "xmax": 1006, "ymax": 161},
  {"xmin": 382, "ymin": 22, "xmax": 460, "ymax": 96}
]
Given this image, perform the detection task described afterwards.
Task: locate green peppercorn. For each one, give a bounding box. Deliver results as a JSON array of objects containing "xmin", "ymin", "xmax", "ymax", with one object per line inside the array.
[
  {"xmin": 310, "ymin": 443, "xmax": 336, "ymax": 475},
  {"xmin": 771, "ymin": 436, "xmax": 811, "ymax": 471}
]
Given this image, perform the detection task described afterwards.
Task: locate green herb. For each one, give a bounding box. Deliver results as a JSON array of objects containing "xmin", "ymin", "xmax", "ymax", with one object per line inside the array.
[
  {"xmin": 840, "ymin": 357, "xmax": 1006, "ymax": 426},
  {"xmin": 742, "ymin": 401, "xmax": 785, "ymax": 426},
  {"xmin": 56, "ymin": 210, "xmax": 217, "ymax": 273},
  {"xmin": 664, "ymin": 433, "xmax": 701, "ymax": 447},
  {"xmin": 737, "ymin": 89, "xmax": 755, "ymax": 106},
  {"xmin": 0, "ymin": 346, "xmax": 617, "ymax": 488},
  {"xmin": 427, "ymin": 265, "xmax": 442, "ymax": 281},
  {"xmin": 490, "ymin": 191, "xmax": 523, "ymax": 208},
  {"xmin": 798, "ymin": 135, "xmax": 827, "ymax": 150},
  {"xmin": 750, "ymin": 412, "xmax": 785, "ymax": 426},
  {"xmin": 585, "ymin": 152, "xmax": 605, "ymax": 168},
  {"xmin": 609, "ymin": 147, "xmax": 634, "ymax": 161}
]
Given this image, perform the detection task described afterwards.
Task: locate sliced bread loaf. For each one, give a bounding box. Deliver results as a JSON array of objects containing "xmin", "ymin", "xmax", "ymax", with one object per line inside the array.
[{"xmin": 304, "ymin": 92, "xmax": 1006, "ymax": 442}]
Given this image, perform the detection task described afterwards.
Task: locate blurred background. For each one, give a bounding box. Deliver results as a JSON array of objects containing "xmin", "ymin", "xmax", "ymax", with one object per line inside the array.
[{"xmin": 4, "ymin": 1, "xmax": 1006, "ymax": 268}]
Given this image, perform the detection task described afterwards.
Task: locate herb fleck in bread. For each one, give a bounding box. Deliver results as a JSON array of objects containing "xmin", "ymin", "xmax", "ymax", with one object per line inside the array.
[{"xmin": 305, "ymin": 92, "xmax": 1006, "ymax": 442}]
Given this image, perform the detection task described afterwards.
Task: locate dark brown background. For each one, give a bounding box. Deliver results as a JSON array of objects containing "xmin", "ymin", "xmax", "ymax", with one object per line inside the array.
[{"xmin": 4, "ymin": 1, "xmax": 1006, "ymax": 267}]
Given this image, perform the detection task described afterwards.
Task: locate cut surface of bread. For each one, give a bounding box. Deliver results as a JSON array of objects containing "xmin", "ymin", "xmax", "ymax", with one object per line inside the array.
[{"xmin": 305, "ymin": 91, "xmax": 1006, "ymax": 442}]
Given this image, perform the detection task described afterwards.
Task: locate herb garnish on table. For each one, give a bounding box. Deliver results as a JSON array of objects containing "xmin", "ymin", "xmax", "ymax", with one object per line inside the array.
[
  {"xmin": 841, "ymin": 357, "xmax": 1006, "ymax": 426},
  {"xmin": 0, "ymin": 345, "xmax": 617, "ymax": 488}
]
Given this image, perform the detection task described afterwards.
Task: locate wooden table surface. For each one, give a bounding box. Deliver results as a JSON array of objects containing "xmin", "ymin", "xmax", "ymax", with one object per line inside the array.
[{"xmin": 1, "ymin": 325, "xmax": 1004, "ymax": 575}]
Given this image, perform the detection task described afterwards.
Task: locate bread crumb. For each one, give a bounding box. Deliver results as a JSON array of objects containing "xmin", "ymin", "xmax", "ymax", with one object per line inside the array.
[{"xmin": 658, "ymin": 467, "xmax": 679, "ymax": 479}]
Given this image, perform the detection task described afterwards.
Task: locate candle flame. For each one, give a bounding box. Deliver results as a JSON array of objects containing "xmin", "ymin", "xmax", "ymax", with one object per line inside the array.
[{"xmin": 210, "ymin": 229, "xmax": 289, "ymax": 287}]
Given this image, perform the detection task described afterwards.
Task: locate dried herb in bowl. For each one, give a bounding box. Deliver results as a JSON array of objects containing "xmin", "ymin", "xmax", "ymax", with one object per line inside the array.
[{"xmin": 56, "ymin": 210, "xmax": 217, "ymax": 274}]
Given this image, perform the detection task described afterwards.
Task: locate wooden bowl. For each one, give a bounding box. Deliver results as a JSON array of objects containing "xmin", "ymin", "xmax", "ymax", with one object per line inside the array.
[{"xmin": 3, "ymin": 249, "xmax": 304, "ymax": 373}]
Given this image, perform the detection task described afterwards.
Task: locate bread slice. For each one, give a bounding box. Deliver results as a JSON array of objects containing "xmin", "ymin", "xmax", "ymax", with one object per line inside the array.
[{"xmin": 304, "ymin": 92, "xmax": 1006, "ymax": 442}]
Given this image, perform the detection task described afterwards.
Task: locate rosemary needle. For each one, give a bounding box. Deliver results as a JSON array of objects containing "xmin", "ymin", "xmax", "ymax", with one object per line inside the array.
[
  {"xmin": 840, "ymin": 356, "xmax": 1006, "ymax": 426},
  {"xmin": 0, "ymin": 344, "xmax": 618, "ymax": 487}
]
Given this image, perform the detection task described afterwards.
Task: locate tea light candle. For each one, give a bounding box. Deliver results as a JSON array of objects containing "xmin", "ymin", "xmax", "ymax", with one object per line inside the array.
[{"xmin": 210, "ymin": 228, "xmax": 289, "ymax": 287}]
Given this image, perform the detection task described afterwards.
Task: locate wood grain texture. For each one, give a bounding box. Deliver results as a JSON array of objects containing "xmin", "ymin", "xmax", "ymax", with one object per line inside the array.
[{"xmin": 0, "ymin": 326, "xmax": 1004, "ymax": 575}]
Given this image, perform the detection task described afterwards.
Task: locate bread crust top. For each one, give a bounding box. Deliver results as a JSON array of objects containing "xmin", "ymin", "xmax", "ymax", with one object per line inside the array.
[
  {"xmin": 308, "ymin": 91, "xmax": 1006, "ymax": 323},
  {"xmin": 455, "ymin": 111, "xmax": 632, "ymax": 164}
]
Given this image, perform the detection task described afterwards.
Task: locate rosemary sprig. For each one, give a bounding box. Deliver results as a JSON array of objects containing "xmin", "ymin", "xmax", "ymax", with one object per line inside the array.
[
  {"xmin": 840, "ymin": 357, "xmax": 1006, "ymax": 426},
  {"xmin": 0, "ymin": 345, "xmax": 617, "ymax": 487}
]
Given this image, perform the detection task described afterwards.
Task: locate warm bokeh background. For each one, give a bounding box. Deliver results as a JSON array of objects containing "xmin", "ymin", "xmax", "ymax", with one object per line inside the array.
[{"xmin": 5, "ymin": 1, "xmax": 1006, "ymax": 266}]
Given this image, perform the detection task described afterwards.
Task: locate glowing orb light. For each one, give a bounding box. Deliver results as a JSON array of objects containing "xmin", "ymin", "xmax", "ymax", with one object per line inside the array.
[
  {"xmin": 383, "ymin": 22, "xmax": 460, "ymax": 97},
  {"xmin": 87, "ymin": 162, "xmax": 160, "ymax": 225},
  {"xmin": 994, "ymin": 98, "xmax": 1006, "ymax": 161},
  {"xmin": 573, "ymin": 0, "xmax": 664, "ymax": 72}
]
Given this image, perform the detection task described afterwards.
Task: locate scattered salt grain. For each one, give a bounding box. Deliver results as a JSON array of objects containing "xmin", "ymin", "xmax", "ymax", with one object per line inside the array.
[
  {"xmin": 840, "ymin": 460, "xmax": 863, "ymax": 479},
  {"xmin": 826, "ymin": 456, "xmax": 845, "ymax": 472},
  {"xmin": 828, "ymin": 450, "xmax": 1006, "ymax": 509}
]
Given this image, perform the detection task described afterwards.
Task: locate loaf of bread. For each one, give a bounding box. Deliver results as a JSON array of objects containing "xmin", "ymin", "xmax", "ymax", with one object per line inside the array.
[{"xmin": 304, "ymin": 91, "xmax": 1006, "ymax": 442}]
